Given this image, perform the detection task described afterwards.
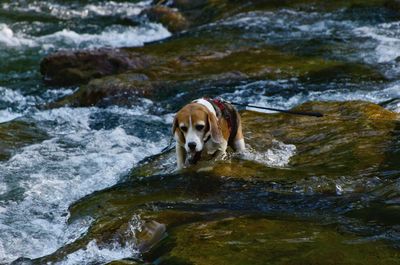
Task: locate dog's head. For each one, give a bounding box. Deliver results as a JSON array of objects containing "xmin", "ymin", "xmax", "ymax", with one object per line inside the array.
[{"xmin": 173, "ymin": 103, "xmax": 223, "ymax": 163}]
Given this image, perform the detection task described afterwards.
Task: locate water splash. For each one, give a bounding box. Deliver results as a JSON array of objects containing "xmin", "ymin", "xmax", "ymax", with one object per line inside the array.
[
  {"xmin": 59, "ymin": 240, "xmax": 138, "ymax": 265},
  {"xmin": 242, "ymin": 140, "xmax": 297, "ymax": 168}
]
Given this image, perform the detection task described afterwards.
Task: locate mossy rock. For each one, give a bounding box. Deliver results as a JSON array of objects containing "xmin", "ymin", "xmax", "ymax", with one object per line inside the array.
[
  {"xmin": 242, "ymin": 101, "xmax": 398, "ymax": 175},
  {"xmin": 0, "ymin": 120, "xmax": 48, "ymax": 161},
  {"xmin": 47, "ymin": 40, "xmax": 384, "ymax": 107},
  {"xmin": 40, "ymin": 49, "xmax": 153, "ymax": 86},
  {"xmin": 166, "ymin": 0, "xmax": 400, "ymax": 27},
  {"xmin": 106, "ymin": 260, "xmax": 147, "ymax": 265},
  {"xmin": 35, "ymin": 98, "xmax": 400, "ymax": 261},
  {"xmin": 152, "ymin": 216, "xmax": 400, "ymax": 265},
  {"xmin": 48, "ymin": 73, "xmax": 155, "ymax": 108},
  {"xmin": 128, "ymin": 101, "xmax": 399, "ymax": 184},
  {"xmin": 42, "ymin": 11, "xmax": 386, "ymax": 107},
  {"xmin": 142, "ymin": 6, "xmax": 190, "ymax": 33}
]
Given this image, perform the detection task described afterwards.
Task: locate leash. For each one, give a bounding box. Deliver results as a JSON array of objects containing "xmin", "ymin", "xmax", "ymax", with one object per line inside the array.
[
  {"xmin": 228, "ymin": 102, "xmax": 324, "ymax": 117},
  {"xmin": 161, "ymin": 97, "xmax": 400, "ymax": 153},
  {"xmin": 161, "ymin": 137, "xmax": 175, "ymax": 153},
  {"xmin": 161, "ymin": 100, "xmax": 324, "ymax": 152}
]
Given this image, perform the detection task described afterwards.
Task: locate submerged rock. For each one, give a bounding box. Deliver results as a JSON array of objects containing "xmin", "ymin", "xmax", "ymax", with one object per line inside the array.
[{"xmin": 0, "ymin": 120, "xmax": 48, "ymax": 161}]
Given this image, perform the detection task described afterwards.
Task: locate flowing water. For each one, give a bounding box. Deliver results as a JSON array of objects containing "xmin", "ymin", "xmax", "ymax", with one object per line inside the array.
[{"xmin": 0, "ymin": 0, "xmax": 399, "ymax": 264}]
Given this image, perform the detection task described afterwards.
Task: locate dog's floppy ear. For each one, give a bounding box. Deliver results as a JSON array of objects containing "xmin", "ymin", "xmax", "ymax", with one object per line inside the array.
[
  {"xmin": 207, "ymin": 111, "xmax": 223, "ymax": 143},
  {"xmin": 172, "ymin": 115, "xmax": 185, "ymax": 144}
]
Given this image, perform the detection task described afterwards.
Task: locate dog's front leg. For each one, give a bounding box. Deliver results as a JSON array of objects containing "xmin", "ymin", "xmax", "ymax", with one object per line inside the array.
[
  {"xmin": 212, "ymin": 148, "xmax": 227, "ymax": 161},
  {"xmin": 176, "ymin": 144, "xmax": 186, "ymax": 169}
]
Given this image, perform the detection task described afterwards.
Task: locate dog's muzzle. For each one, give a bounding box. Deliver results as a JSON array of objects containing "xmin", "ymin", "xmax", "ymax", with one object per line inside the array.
[{"xmin": 187, "ymin": 151, "xmax": 202, "ymax": 165}]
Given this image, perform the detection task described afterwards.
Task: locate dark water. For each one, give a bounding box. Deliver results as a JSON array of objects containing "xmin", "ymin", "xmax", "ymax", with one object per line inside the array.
[{"xmin": 0, "ymin": 0, "xmax": 399, "ymax": 264}]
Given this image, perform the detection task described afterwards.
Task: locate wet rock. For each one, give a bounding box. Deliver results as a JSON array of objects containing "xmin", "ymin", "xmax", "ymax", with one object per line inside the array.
[
  {"xmin": 33, "ymin": 212, "xmax": 166, "ymax": 264},
  {"xmin": 10, "ymin": 257, "xmax": 33, "ymax": 265},
  {"xmin": 44, "ymin": 40, "xmax": 383, "ymax": 107},
  {"xmin": 151, "ymin": 216, "xmax": 400, "ymax": 265},
  {"xmin": 142, "ymin": 6, "xmax": 189, "ymax": 33},
  {"xmin": 300, "ymin": 62, "xmax": 386, "ymax": 83},
  {"xmin": 41, "ymin": 4, "xmax": 388, "ymax": 107},
  {"xmin": 106, "ymin": 260, "xmax": 147, "ymax": 265},
  {"xmin": 48, "ymin": 73, "xmax": 154, "ymax": 107},
  {"xmin": 129, "ymin": 101, "xmax": 399, "ymax": 183},
  {"xmin": 39, "ymin": 0, "xmax": 394, "ymax": 106},
  {"xmin": 40, "ymin": 48, "xmax": 152, "ymax": 86},
  {"xmin": 40, "ymin": 113, "xmax": 399, "ymax": 261},
  {"xmin": 165, "ymin": 0, "xmax": 398, "ymax": 27},
  {"xmin": 0, "ymin": 120, "xmax": 48, "ymax": 161},
  {"xmin": 384, "ymin": 0, "xmax": 400, "ymax": 10}
]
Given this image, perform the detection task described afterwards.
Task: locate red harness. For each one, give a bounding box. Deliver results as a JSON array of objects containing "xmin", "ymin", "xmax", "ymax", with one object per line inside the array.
[
  {"xmin": 202, "ymin": 97, "xmax": 239, "ymax": 146},
  {"xmin": 209, "ymin": 98, "xmax": 232, "ymax": 133}
]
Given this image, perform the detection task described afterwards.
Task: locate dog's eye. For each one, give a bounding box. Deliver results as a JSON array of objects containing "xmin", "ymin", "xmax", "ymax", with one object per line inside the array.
[
  {"xmin": 180, "ymin": 126, "xmax": 188, "ymax": 132},
  {"xmin": 196, "ymin": 124, "xmax": 205, "ymax": 131}
]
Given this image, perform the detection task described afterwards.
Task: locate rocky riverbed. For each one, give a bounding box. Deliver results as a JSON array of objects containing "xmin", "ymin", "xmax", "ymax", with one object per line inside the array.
[{"xmin": 0, "ymin": 0, "xmax": 400, "ymax": 264}]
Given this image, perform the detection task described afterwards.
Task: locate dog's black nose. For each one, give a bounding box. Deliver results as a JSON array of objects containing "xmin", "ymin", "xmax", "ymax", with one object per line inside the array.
[{"xmin": 188, "ymin": 142, "xmax": 197, "ymax": 151}]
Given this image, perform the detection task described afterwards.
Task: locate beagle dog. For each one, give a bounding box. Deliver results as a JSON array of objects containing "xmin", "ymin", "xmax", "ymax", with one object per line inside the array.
[{"xmin": 173, "ymin": 98, "xmax": 245, "ymax": 169}]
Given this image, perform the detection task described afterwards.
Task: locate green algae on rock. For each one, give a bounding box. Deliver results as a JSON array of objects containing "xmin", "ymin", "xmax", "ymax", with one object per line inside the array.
[
  {"xmin": 151, "ymin": 216, "xmax": 400, "ymax": 265},
  {"xmin": 36, "ymin": 99, "xmax": 399, "ymax": 261},
  {"xmin": 0, "ymin": 120, "xmax": 48, "ymax": 161},
  {"xmin": 126, "ymin": 101, "xmax": 399, "ymax": 185}
]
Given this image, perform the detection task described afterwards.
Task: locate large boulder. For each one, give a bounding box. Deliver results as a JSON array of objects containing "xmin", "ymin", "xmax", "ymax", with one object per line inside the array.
[
  {"xmin": 29, "ymin": 101, "xmax": 399, "ymax": 263},
  {"xmin": 40, "ymin": 49, "xmax": 153, "ymax": 86},
  {"xmin": 130, "ymin": 101, "xmax": 399, "ymax": 187}
]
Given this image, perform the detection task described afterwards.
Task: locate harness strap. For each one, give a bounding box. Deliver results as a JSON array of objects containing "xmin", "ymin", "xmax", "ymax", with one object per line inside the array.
[{"xmin": 205, "ymin": 98, "xmax": 239, "ymax": 146}]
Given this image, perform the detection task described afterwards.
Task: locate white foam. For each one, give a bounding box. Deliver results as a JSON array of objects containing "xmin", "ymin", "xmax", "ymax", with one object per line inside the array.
[
  {"xmin": 2, "ymin": 0, "xmax": 152, "ymax": 20},
  {"xmin": 84, "ymin": 1, "xmax": 151, "ymax": 18},
  {"xmin": 0, "ymin": 183, "xmax": 7, "ymax": 196},
  {"xmin": 59, "ymin": 215, "xmax": 143, "ymax": 264},
  {"xmin": 0, "ymin": 87, "xmax": 38, "ymax": 123},
  {"xmin": 0, "ymin": 0, "xmax": 170, "ymax": 50},
  {"xmin": 0, "ymin": 24, "xmax": 35, "ymax": 47},
  {"xmin": 0, "ymin": 23, "xmax": 170, "ymax": 50},
  {"xmin": 242, "ymin": 140, "xmax": 297, "ymax": 168},
  {"xmin": 38, "ymin": 23, "xmax": 171, "ymax": 49},
  {"xmin": 0, "ymin": 109, "xmax": 22, "ymax": 123},
  {"xmin": 60, "ymin": 240, "xmax": 137, "ymax": 265},
  {"xmin": 219, "ymin": 10, "xmax": 355, "ymax": 39},
  {"xmin": 354, "ymin": 22, "xmax": 400, "ymax": 63},
  {"xmin": 0, "ymin": 106, "xmax": 168, "ymax": 263},
  {"xmin": 0, "ymin": 86, "xmax": 29, "ymax": 103}
]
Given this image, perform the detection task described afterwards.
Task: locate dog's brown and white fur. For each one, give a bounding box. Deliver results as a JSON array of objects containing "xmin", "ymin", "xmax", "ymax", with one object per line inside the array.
[{"xmin": 173, "ymin": 98, "xmax": 245, "ymax": 169}]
